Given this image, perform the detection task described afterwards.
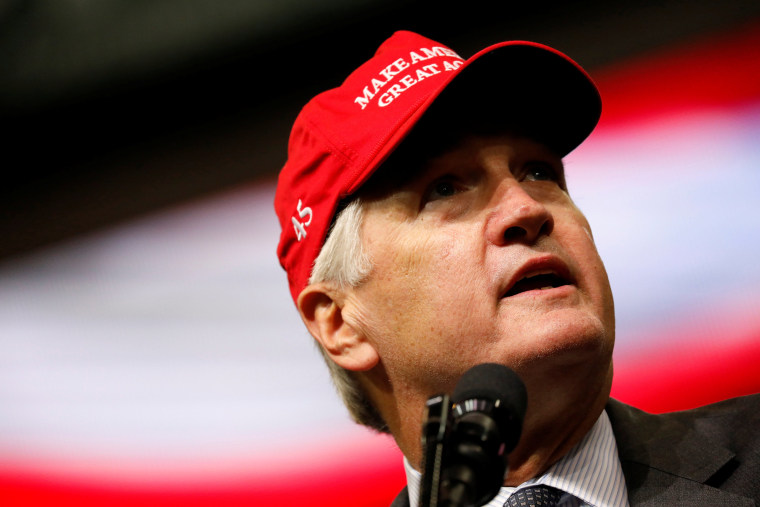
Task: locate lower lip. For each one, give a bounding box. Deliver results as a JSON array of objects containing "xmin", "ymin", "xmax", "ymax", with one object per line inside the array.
[{"xmin": 503, "ymin": 284, "xmax": 575, "ymax": 300}]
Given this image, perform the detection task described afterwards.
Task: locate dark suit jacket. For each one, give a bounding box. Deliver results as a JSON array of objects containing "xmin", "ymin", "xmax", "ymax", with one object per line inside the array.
[{"xmin": 391, "ymin": 395, "xmax": 760, "ymax": 506}]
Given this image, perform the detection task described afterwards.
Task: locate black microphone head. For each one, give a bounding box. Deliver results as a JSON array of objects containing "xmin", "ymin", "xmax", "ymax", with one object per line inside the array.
[
  {"xmin": 451, "ymin": 363, "xmax": 527, "ymax": 452},
  {"xmin": 439, "ymin": 363, "xmax": 528, "ymax": 506}
]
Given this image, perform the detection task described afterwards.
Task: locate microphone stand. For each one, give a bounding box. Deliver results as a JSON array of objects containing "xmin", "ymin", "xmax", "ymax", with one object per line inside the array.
[{"xmin": 418, "ymin": 394, "xmax": 450, "ymax": 507}]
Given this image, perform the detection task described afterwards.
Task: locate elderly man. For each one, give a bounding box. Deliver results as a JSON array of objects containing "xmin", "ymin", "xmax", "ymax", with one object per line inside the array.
[{"xmin": 275, "ymin": 31, "xmax": 759, "ymax": 506}]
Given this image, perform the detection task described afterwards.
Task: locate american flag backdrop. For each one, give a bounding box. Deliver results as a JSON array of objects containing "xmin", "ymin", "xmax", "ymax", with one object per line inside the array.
[{"xmin": 1, "ymin": 21, "xmax": 759, "ymax": 507}]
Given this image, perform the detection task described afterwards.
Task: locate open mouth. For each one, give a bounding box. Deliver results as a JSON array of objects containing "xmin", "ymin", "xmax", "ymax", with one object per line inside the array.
[{"xmin": 503, "ymin": 273, "xmax": 571, "ymax": 298}]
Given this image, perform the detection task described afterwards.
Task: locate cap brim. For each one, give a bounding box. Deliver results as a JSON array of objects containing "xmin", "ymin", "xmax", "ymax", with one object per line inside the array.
[
  {"xmin": 426, "ymin": 42, "xmax": 601, "ymax": 156},
  {"xmin": 352, "ymin": 41, "xmax": 601, "ymax": 195}
]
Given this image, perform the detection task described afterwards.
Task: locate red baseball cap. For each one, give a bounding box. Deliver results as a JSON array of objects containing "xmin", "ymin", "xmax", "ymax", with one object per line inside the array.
[{"xmin": 275, "ymin": 31, "xmax": 601, "ymax": 303}]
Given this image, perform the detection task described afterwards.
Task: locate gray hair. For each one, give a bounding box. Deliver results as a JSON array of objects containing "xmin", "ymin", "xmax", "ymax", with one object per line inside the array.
[{"xmin": 308, "ymin": 198, "xmax": 389, "ymax": 432}]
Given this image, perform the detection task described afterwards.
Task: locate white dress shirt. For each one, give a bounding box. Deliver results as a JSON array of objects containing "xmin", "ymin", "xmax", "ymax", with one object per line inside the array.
[{"xmin": 404, "ymin": 410, "xmax": 629, "ymax": 507}]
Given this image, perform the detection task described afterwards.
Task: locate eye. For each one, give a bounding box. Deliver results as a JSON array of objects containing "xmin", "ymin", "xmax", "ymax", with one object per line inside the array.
[
  {"xmin": 432, "ymin": 179, "xmax": 458, "ymax": 197},
  {"xmin": 423, "ymin": 175, "xmax": 465, "ymax": 202},
  {"xmin": 523, "ymin": 161, "xmax": 560, "ymax": 182}
]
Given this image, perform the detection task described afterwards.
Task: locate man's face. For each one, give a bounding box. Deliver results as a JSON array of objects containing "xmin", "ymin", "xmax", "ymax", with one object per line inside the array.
[{"xmin": 344, "ymin": 134, "xmax": 615, "ymax": 399}]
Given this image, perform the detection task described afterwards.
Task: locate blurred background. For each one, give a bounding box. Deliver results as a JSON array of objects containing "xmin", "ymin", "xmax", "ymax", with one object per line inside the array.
[{"xmin": 2, "ymin": 0, "xmax": 760, "ymax": 505}]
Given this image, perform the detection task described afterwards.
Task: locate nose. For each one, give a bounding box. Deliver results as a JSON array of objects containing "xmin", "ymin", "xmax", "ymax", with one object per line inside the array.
[{"xmin": 485, "ymin": 183, "xmax": 553, "ymax": 246}]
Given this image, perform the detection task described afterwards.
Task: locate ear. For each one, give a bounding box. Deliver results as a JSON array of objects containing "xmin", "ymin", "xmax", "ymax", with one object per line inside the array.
[{"xmin": 297, "ymin": 283, "xmax": 379, "ymax": 372}]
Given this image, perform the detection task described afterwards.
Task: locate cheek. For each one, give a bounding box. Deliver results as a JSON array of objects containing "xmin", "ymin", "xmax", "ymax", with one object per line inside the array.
[
  {"xmin": 560, "ymin": 204, "xmax": 600, "ymax": 264},
  {"xmin": 561, "ymin": 213, "xmax": 615, "ymax": 319},
  {"xmin": 379, "ymin": 225, "xmax": 470, "ymax": 285},
  {"xmin": 362, "ymin": 228, "xmax": 489, "ymax": 336}
]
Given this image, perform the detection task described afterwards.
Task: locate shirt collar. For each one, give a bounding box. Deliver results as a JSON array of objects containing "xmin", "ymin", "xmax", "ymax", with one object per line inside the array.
[{"xmin": 404, "ymin": 409, "xmax": 629, "ymax": 507}]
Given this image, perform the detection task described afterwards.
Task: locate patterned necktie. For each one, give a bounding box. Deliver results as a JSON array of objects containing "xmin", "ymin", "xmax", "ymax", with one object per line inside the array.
[{"xmin": 504, "ymin": 485, "xmax": 570, "ymax": 507}]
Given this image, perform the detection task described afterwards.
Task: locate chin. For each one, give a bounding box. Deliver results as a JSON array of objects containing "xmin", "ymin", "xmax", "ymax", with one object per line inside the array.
[{"xmin": 503, "ymin": 312, "xmax": 612, "ymax": 367}]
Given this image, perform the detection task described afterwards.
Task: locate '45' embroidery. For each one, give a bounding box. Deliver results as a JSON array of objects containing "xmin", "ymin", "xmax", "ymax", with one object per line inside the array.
[{"xmin": 291, "ymin": 199, "xmax": 313, "ymax": 241}]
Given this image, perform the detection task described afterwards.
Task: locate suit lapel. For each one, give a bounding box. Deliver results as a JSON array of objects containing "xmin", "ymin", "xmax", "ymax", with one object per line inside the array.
[
  {"xmin": 390, "ymin": 486, "xmax": 410, "ymax": 507},
  {"xmin": 606, "ymin": 399, "xmax": 754, "ymax": 506},
  {"xmin": 619, "ymin": 460, "xmax": 754, "ymax": 506}
]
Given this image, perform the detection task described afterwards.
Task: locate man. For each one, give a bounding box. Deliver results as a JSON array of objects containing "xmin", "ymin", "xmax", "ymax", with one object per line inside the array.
[{"xmin": 275, "ymin": 31, "xmax": 759, "ymax": 506}]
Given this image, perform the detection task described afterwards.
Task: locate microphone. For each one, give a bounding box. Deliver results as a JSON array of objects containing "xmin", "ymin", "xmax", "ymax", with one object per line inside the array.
[{"xmin": 440, "ymin": 363, "xmax": 527, "ymax": 507}]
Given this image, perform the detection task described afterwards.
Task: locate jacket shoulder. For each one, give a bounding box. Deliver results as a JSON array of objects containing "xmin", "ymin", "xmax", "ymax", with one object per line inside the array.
[{"xmin": 665, "ymin": 393, "xmax": 760, "ymax": 452}]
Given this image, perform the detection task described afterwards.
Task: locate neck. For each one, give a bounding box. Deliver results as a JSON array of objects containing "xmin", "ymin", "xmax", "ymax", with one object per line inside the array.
[
  {"xmin": 374, "ymin": 361, "xmax": 613, "ymax": 486},
  {"xmin": 502, "ymin": 379, "xmax": 610, "ymax": 485}
]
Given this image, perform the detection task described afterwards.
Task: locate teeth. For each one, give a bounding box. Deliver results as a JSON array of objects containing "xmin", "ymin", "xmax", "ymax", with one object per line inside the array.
[{"xmin": 541, "ymin": 286, "xmax": 553, "ymax": 290}]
